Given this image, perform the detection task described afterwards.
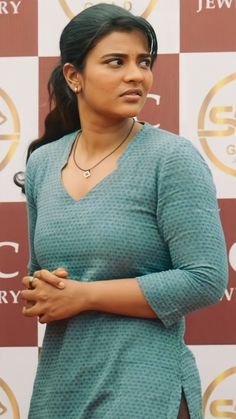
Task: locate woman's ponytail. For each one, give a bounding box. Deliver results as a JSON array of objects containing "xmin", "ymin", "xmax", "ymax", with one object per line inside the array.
[
  {"xmin": 13, "ymin": 64, "xmax": 80, "ymax": 192},
  {"xmin": 27, "ymin": 64, "xmax": 80, "ymax": 159}
]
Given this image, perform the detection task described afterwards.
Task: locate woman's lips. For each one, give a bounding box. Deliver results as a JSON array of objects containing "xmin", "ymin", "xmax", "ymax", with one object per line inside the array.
[
  {"xmin": 120, "ymin": 89, "xmax": 142, "ymax": 97},
  {"xmin": 120, "ymin": 89, "xmax": 143, "ymax": 101}
]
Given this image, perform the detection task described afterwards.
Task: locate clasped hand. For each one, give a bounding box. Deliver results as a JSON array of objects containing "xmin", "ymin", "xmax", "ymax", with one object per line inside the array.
[{"xmin": 21, "ymin": 268, "xmax": 86, "ymax": 323}]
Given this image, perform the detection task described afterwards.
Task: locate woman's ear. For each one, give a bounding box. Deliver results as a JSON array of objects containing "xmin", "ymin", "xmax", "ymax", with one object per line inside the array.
[{"xmin": 63, "ymin": 63, "xmax": 82, "ymax": 94}]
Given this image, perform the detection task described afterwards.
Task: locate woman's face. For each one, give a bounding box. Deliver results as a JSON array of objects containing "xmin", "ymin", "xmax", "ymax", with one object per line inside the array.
[{"xmin": 77, "ymin": 30, "xmax": 153, "ymax": 122}]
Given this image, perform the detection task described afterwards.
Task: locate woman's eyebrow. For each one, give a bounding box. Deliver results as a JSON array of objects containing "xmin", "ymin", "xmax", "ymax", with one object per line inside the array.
[{"xmin": 101, "ymin": 52, "xmax": 152, "ymax": 59}]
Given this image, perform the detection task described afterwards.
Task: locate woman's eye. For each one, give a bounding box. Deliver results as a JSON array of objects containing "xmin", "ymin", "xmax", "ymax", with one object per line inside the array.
[
  {"xmin": 140, "ymin": 59, "xmax": 152, "ymax": 68},
  {"xmin": 104, "ymin": 58, "xmax": 151, "ymax": 68},
  {"xmin": 107, "ymin": 59, "xmax": 123, "ymax": 67}
]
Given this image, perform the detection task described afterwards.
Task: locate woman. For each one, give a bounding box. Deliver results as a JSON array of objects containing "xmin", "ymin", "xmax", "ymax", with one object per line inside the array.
[{"xmin": 20, "ymin": 3, "xmax": 228, "ymax": 418}]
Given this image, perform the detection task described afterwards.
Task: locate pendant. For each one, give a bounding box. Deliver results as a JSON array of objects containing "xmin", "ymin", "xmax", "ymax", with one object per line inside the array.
[{"xmin": 84, "ymin": 170, "xmax": 91, "ymax": 178}]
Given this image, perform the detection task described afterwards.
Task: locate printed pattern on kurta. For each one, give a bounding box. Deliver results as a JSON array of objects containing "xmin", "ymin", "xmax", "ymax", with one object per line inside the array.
[{"xmin": 25, "ymin": 123, "xmax": 228, "ymax": 419}]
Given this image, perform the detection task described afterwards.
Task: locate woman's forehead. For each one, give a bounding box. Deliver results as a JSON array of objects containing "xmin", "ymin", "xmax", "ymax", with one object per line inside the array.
[{"xmin": 92, "ymin": 30, "xmax": 150, "ymax": 54}]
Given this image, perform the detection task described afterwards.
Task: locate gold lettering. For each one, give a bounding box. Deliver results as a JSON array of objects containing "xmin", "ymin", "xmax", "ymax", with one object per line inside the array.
[
  {"xmin": 0, "ymin": 291, "xmax": 8, "ymax": 304},
  {"xmin": 217, "ymin": 0, "xmax": 233, "ymax": 7},
  {"xmin": 0, "ymin": 242, "xmax": 19, "ymax": 279},
  {"xmin": 197, "ymin": 0, "xmax": 234, "ymax": 12},
  {"xmin": 0, "ymin": 0, "xmax": 21, "ymax": 14},
  {"xmin": 123, "ymin": 1, "xmax": 132, "ymax": 11},
  {"xmin": 10, "ymin": 1, "xmax": 21, "ymax": 14},
  {"xmin": 210, "ymin": 400, "xmax": 236, "ymax": 418},
  {"xmin": 83, "ymin": 1, "xmax": 132, "ymax": 11},
  {"xmin": 210, "ymin": 106, "xmax": 236, "ymax": 137},
  {"xmin": 197, "ymin": 0, "xmax": 203, "ymax": 12},
  {"xmin": 9, "ymin": 290, "xmax": 21, "ymax": 303},
  {"xmin": 0, "ymin": 401, "xmax": 7, "ymax": 414},
  {"xmin": 83, "ymin": 1, "xmax": 93, "ymax": 9},
  {"xmin": 0, "ymin": 290, "xmax": 21, "ymax": 304},
  {"xmin": 0, "ymin": 110, "xmax": 7, "ymax": 125},
  {"xmin": 222, "ymin": 288, "xmax": 236, "ymax": 301},
  {"xmin": 207, "ymin": 0, "xmax": 216, "ymax": 8},
  {"xmin": 226, "ymin": 144, "xmax": 236, "ymax": 155},
  {"xmin": 0, "ymin": 1, "xmax": 7, "ymax": 14}
]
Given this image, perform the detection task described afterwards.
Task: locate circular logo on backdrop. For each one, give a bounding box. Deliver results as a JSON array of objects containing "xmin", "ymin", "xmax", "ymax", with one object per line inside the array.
[
  {"xmin": 59, "ymin": 0, "xmax": 158, "ymax": 19},
  {"xmin": 198, "ymin": 73, "xmax": 236, "ymax": 177},
  {"xmin": 0, "ymin": 378, "xmax": 20, "ymax": 418},
  {"xmin": 229, "ymin": 243, "xmax": 236, "ymax": 272},
  {"xmin": 0, "ymin": 88, "xmax": 20, "ymax": 171},
  {"xmin": 202, "ymin": 366, "xmax": 236, "ymax": 418}
]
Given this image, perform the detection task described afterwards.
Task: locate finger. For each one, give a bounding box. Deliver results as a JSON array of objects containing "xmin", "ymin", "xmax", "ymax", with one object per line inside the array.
[
  {"xmin": 23, "ymin": 296, "xmax": 35, "ymax": 307},
  {"xmin": 26, "ymin": 300, "xmax": 35, "ymax": 308},
  {"xmin": 22, "ymin": 275, "xmax": 38, "ymax": 290},
  {"xmin": 34, "ymin": 269, "xmax": 65, "ymax": 289},
  {"xmin": 38, "ymin": 314, "xmax": 49, "ymax": 324},
  {"xmin": 52, "ymin": 268, "xmax": 68, "ymax": 278},
  {"xmin": 22, "ymin": 276, "xmax": 33, "ymax": 288},
  {"xmin": 22, "ymin": 303, "xmax": 42, "ymax": 317},
  {"xmin": 21, "ymin": 289, "xmax": 38, "ymax": 302},
  {"xmin": 34, "ymin": 269, "xmax": 65, "ymax": 288},
  {"xmin": 34, "ymin": 269, "xmax": 68, "ymax": 278}
]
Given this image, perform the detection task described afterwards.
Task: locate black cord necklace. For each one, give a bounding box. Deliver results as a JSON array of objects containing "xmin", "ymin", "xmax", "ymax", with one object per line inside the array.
[{"xmin": 73, "ymin": 118, "xmax": 135, "ymax": 178}]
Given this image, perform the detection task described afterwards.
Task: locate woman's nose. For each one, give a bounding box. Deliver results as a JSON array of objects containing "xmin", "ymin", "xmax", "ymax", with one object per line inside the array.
[{"xmin": 123, "ymin": 63, "xmax": 144, "ymax": 83}]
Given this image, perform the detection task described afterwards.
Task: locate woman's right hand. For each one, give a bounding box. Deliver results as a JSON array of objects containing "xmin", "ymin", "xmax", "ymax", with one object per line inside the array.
[
  {"xmin": 21, "ymin": 275, "xmax": 88, "ymax": 323},
  {"xmin": 22, "ymin": 268, "xmax": 68, "ymax": 309},
  {"xmin": 34, "ymin": 268, "xmax": 68, "ymax": 289}
]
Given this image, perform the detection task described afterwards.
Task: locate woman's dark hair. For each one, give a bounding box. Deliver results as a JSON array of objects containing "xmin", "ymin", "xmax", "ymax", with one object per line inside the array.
[{"xmin": 14, "ymin": 3, "xmax": 158, "ymax": 191}]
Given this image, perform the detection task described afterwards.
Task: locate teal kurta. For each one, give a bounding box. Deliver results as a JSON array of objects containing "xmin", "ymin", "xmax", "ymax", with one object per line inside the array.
[{"xmin": 25, "ymin": 123, "xmax": 227, "ymax": 419}]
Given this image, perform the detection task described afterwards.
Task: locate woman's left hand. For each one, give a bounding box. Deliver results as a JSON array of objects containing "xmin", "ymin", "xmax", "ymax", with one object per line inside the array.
[
  {"xmin": 33, "ymin": 268, "xmax": 68, "ymax": 289},
  {"xmin": 21, "ymin": 276, "xmax": 88, "ymax": 323}
]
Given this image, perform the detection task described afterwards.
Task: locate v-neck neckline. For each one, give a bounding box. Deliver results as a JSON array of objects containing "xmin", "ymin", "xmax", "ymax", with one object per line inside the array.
[{"xmin": 59, "ymin": 122, "xmax": 147, "ymax": 204}]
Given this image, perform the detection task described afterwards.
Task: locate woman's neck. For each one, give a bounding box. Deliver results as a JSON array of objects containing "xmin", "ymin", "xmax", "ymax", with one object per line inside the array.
[{"xmin": 78, "ymin": 117, "xmax": 140, "ymax": 156}]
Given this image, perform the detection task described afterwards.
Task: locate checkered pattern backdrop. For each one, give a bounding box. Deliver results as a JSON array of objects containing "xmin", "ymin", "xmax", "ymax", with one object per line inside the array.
[{"xmin": 0, "ymin": 1, "xmax": 236, "ymax": 417}]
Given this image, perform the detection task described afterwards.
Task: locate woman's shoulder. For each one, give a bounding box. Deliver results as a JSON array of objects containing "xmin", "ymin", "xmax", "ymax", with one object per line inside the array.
[
  {"xmin": 25, "ymin": 131, "xmax": 77, "ymax": 188},
  {"xmin": 27, "ymin": 131, "xmax": 77, "ymax": 165},
  {"xmin": 26, "ymin": 132, "xmax": 76, "ymax": 182},
  {"xmin": 141, "ymin": 123, "xmax": 192, "ymax": 149},
  {"xmin": 139, "ymin": 123, "xmax": 211, "ymax": 177},
  {"xmin": 140, "ymin": 123, "xmax": 202, "ymax": 160}
]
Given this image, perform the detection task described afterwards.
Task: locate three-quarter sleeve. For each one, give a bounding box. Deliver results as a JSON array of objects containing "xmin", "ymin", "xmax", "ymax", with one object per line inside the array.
[
  {"xmin": 137, "ymin": 139, "xmax": 228, "ymax": 328},
  {"xmin": 24, "ymin": 154, "xmax": 41, "ymax": 275}
]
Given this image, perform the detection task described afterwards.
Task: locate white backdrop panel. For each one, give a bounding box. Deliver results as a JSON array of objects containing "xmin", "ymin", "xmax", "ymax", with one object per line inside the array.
[
  {"xmin": 0, "ymin": 347, "xmax": 38, "ymax": 419},
  {"xmin": 180, "ymin": 52, "xmax": 236, "ymax": 198},
  {"xmin": 0, "ymin": 57, "xmax": 38, "ymax": 202}
]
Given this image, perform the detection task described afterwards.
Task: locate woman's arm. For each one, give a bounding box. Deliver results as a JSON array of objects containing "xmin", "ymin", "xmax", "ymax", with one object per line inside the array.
[
  {"xmin": 86, "ymin": 278, "xmax": 157, "ymax": 318},
  {"xmin": 136, "ymin": 139, "xmax": 228, "ymax": 327},
  {"xmin": 21, "ymin": 274, "xmax": 157, "ymax": 323},
  {"xmin": 22, "ymin": 138, "xmax": 228, "ymax": 326},
  {"xmin": 24, "ymin": 154, "xmax": 42, "ymax": 275}
]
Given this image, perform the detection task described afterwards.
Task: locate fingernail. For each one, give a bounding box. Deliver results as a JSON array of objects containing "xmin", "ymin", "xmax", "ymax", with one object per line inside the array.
[{"xmin": 58, "ymin": 281, "xmax": 65, "ymax": 289}]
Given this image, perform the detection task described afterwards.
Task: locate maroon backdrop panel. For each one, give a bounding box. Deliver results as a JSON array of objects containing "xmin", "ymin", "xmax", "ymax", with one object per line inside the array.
[
  {"xmin": 139, "ymin": 54, "xmax": 179, "ymax": 134},
  {"xmin": 180, "ymin": 0, "xmax": 236, "ymax": 52},
  {"xmin": 0, "ymin": 0, "xmax": 38, "ymax": 57},
  {"xmin": 0, "ymin": 202, "xmax": 37, "ymax": 346},
  {"xmin": 186, "ymin": 199, "xmax": 236, "ymax": 344}
]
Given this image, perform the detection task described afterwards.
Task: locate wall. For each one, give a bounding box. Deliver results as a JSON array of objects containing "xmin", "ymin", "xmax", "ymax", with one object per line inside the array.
[{"xmin": 0, "ymin": 1, "xmax": 235, "ymax": 417}]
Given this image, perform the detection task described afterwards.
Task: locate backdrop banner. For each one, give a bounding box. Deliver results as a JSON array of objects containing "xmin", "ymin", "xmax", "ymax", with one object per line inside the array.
[{"xmin": 0, "ymin": 1, "xmax": 235, "ymax": 417}]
